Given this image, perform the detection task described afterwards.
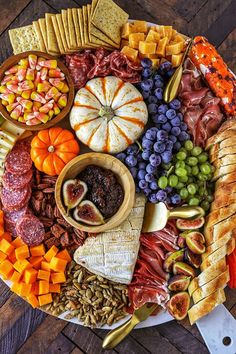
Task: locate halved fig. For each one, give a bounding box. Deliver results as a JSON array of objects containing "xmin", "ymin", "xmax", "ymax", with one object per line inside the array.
[
  {"xmin": 186, "ymin": 231, "xmax": 206, "ymax": 255},
  {"xmin": 168, "ymin": 275, "xmax": 191, "ymax": 292},
  {"xmin": 63, "ymin": 179, "xmax": 87, "ymax": 212},
  {"xmin": 177, "ymin": 236, "xmax": 186, "ymax": 248},
  {"xmin": 73, "ymin": 200, "xmax": 105, "ymax": 226},
  {"xmin": 173, "ymin": 261, "xmax": 195, "ymax": 278},
  {"xmin": 163, "ymin": 249, "xmax": 184, "ymax": 272},
  {"xmin": 176, "ymin": 217, "xmax": 205, "ymax": 230},
  {"xmin": 184, "ymin": 249, "xmax": 201, "ymax": 268},
  {"xmin": 167, "ymin": 292, "xmax": 190, "ymax": 320}
]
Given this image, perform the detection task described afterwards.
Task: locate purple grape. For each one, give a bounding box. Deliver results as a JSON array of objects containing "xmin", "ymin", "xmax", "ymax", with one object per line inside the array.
[
  {"xmin": 116, "ymin": 152, "xmax": 126, "ymax": 162},
  {"xmin": 169, "ymin": 135, "xmax": 177, "ymax": 143},
  {"xmin": 165, "ymin": 140, "xmax": 174, "ymax": 151},
  {"xmin": 139, "ymin": 179, "xmax": 148, "ymax": 189},
  {"xmin": 171, "ymin": 126, "xmax": 181, "ymax": 136},
  {"xmin": 136, "ymin": 186, "xmax": 141, "ymax": 193},
  {"xmin": 137, "ymin": 169, "xmax": 146, "ymax": 180},
  {"xmin": 150, "ymin": 181, "xmax": 158, "ymax": 190},
  {"xmin": 158, "ymin": 104, "xmax": 168, "ymax": 114},
  {"xmin": 141, "ymin": 79, "xmax": 153, "ymax": 91},
  {"xmin": 148, "ymin": 103, "xmax": 158, "ymax": 114},
  {"xmin": 149, "ymin": 154, "xmax": 161, "ymax": 167},
  {"xmin": 145, "ymin": 128, "xmax": 157, "ymax": 141},
  {"xmin": 137, "ymin": 153, "xmax": 143, "ymax": 162},
  {"xmin": 159, "ymin": 61, "xmax": 172, "ymax": 72},
  {"xmin": 141, "ymin": 90, "xmax": 151, "ymax": 99},
  {"xmin": 156, "ymin": 114, "xmax": 167, "ymax": 124},
  {"xmin": 146, "ymin": 163, "xmax": 156, "ymax": 174},
  {"xmin": 153, "ymin": 74, "xmax": 163, "ymax": 81},
  {"xmin": 162, "ymin": 151, "xmax": 172, "ymax": 164},
  {"xmin": 152, "ymin": 114, "xmax": 160, "ymax": 124},
  {"xmin": 127, "ymin": 144, "xmax": 138, "ymax": 155},
  {"xmin": 125, "ymin": 155, "xmax": 137, "ymax": 167},
  {"xmin": 166, "ymin": 109, "xmax": 176, "ymax": 120},
  {"xmin": 171, "ymin": 194, "xmax": 181, "ymax": 205},
  {"xmin": 154, "ymin": 88, "xmax": 163, "ymax": 100},
  {"xmin": 145, "ymin": 173, "xmax": 155, "ymax": 182},
  {"xmin": 171, "ymin": 117, "xmax": 181, "ymax": 127},
  {"xmin": 157, "ymin": 130, "xmax": 168, "ymax": 141},
  {"xmin": 178, "ymin": 131, "xmax": 190, "ymax": 141},
  {"xmin": 154, "ymin": 141, "xmax": 166, "ymax": 153},
  {"xmin": 177, "ymin": 112, "xmax": 183, "ymax": 120},
  {"xmin": 142, "ymin": 138, "xmax": 153, "ymax": 150},
  {"xmin": 143, "ymin": 188, "xmax": 151, "ymax": 197},
  {"xmin": 166, "ymin": 68, "xmax": 175, "ymax": 77},
  {"xmin": 164, "ymin": 186, "xmax": 173, "ymax": 193},
  {"xmin": 156, "ymin": 190, "xmax": 167, "ymax": 202},
  {"xmin": 149, "ymin": 193, "xmax": 158, "ymax": 203},
  {"xmin": 142, "ymin": 150, "xmax": 151, "ymax": 160},
  {"xmin": 169, "ymin": 99, "xmax": 181, "ymax": 110},
  {"xmin": 141, "ymin": 58, "xmax": 152, "ymax": 68},
  {"xmin": 180, "ymin": 122, "xmax": 188, "ymax": 131},
  {"xmin": 142, "ymin": 68, "xmax": 152, "ymax": 78},
  {"xmin": 154, "ymin": 79, "xmax": 164, "ymax": 88},
  {"xmin": 130, "ymin": 167, "xmax": 137, "ymax": 179},
  {"xmin": 173, "ymin": 141, "xmax": 181, "ymax": 151},
  {"xmin": 138, "ymin": 162, "xmax": 146, "ymax": 169},
  {"xmin": 148, "ymin": 95, "xmax": 158, "ymax": 104},
  {"xmin": 162, "ymin": 122, "xmax": 172, "ymax": 132}
]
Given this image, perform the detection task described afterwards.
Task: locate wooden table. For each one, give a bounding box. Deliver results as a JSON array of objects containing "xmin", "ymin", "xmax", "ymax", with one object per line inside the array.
[{"xmin": 0, "ymin": 0, "xmax": 235, "ymax": 353}]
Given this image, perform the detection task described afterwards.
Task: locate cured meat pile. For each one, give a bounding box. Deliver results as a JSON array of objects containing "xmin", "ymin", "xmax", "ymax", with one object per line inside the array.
[
  {"xmin": 1, "ymin": 140, "xmax": 45, "ymax": 246},
  {"xmin": 65, "ymin": 48, "xmax": 142, "ymax": 89},
  {"xmin": 179, "ymin": 58, "xmax": 224, "ymax": 147},
  {"xmin": 128, "ymin": 221, "xmax": 179, "ymax": 310}
]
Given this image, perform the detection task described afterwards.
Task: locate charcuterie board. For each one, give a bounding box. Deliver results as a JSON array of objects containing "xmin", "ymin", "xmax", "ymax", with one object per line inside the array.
[{"xmin": 0, "ymin": 0, "xmax": 235, "ymax": 341}]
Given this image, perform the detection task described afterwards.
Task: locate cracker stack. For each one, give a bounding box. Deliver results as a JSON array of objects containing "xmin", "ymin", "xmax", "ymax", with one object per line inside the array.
[{"xmin": 8, "ymin": 0, "xmax": 129, "ymax": 55}]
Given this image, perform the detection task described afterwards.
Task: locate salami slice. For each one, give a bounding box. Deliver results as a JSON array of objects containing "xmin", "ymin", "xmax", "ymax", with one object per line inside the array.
[
  {"xmin": 1, "ymin": 186, "xmax": 31, "ymax": 211},
  {"xmin": 2, "ymin": 170, "xmax": 33, "ymax": 190},
  {"xmin": 12, "ymin": 139, "xmax": 31, "ymax": 153},
  {"xmin": 16, "ymin": 215, "xmax": 45, "ymax": 246},
  {"xmin": 5, "ymin": 149, "xmax": 32, "ymax": 175},
  {"xmin": 3, "ymin": 206, "xmax": 30, "ymax": 224},
  {"xmin": 5, "ymin": 220, "xmax": 17, "ymax": 238}
]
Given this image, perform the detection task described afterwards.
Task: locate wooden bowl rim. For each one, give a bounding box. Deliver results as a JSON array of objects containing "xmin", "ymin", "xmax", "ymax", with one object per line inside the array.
[
  {"xmin": 0, "ymin": 50, "xmax": 74, "ymax": 131},
  {"xmin": 55, "ymin": 152, "xmax": 136, "ymax": 233}
]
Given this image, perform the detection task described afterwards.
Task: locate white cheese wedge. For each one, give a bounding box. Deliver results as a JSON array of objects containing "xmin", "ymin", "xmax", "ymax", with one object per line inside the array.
[
  {"xmin": 1, "ymin": 120, "xmax": 25, "ymax": 138},
  {"xmin": 74, "ymin": 194, "xmax": 146, "ymax": 284}
]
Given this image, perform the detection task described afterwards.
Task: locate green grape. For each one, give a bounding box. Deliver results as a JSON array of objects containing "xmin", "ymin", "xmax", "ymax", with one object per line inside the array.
[
  {"xmin": 176, "ymin": 161, "xmax": 185, "ymax": 169},
  {"xmin": 198, "ymin": 173, "xmax": 208, "ymax": 181},
  {"xmin": 179, "ymin": 147, "xmax": 187, "ymax": 154},
  {"xmin": 186, "ymin": 156, "xmax": 198, "ymax": 166},
  {"xmin": 184, "ymin": 140, "xmax": 194, "ymax": 151},
  {"xmin": 200, "ymin": 163, "xmax": 211, "ymax": 175},
  {"xmin": 188, "ymin": 177, "xmax": 194, "ymax": 184},
  {"xmin": 176, "ymin": 151, "xmax": 187, "ymax": 161},
  {"xmin": 198, "ymin": 152, "xmax": 208, "ymax": 163},
  {"xmin": 176, "ymin": 182, "xmax": 185, "ymax": 189},
  {"xmin": 201, "ymin": 200, "xmax": 210, "ymax": 211},
  {"xmin": 189, "ymin": 197, "xmax": 200, "ymax": 206},
  {"xmin": 192, "ymin": 166, "xmax": 199, "ymax": 176},
  {"xmin": 175, "ymin": 168, "xmax": 187, "ymax": 177},
  {"xmin": 169, "ymin": 174, "xmax": 178, "ymax": 187},
  {"xmin": 199, "ymin": 186, "xmax": 205, "ymax": 197},
  {"xmin": 191, "ymin": 146, "xmax": 202, "ymax": 156},
  {"xmin": 206, "ymin": 195, "xmax": 214, "ymax": 203},
  {"xmin": 187, "ymin": 183, "xmax": 197, "ymax": 195},
  {"xmin": 158, "ymin": 176, "xmax": 168, "ymax": 189},
  {"xmin": 162, "ymin": 163, "xmax": 172, "ymax": 170},
  {"xmin": 185, "ymin": 165, "xmax": 192, "ymax": 175},
  {"xmin": 179, "ymin": 175, "xmax": 188, "ymax": 183},
  {"xmin": 180, "ymin": 188, "xmax": 189, "ymax": 199},
  {"xmin": 198, "ymin": 181, "xmax": 205, "ymax": 187}
]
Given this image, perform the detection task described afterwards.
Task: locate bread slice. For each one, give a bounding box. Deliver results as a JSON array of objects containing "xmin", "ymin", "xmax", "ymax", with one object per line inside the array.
[
  {"xmin": 192, "ymin": 268, "xmax": 229, "ymax": 304},
  {"xmin": 205, "ymin": 203, "xmax": 236, "ymax": 229},
  {"xmin": 201, "ymin": 238, "xmax": 235, "ymax": 270},
  {"xmin": 188, "ymin": 257, "xmax": 227, "ymax": 296},
  {"xmin": 216, "ymin": 171, "xmax": 236, "ymax": 188},
  {"xmin": 211, "ymin": 191, "xmax": 236, "ymax": 209},
  {"xmin": 218, "ymin": 117, "xmax": 236, "ymax": 133},
  {"xmin": 213, "ymin": 164, "xmax": 236, "ymax": 181},
  {"xmin": 212, "ymin": 146, "xmax": 236, "ymax": 163},
  {"xmin": 188, "ymin": 288, "xmax": 226, "ymax": 325},
  {"xmin": 205, "ymin": 214, "xmax": 236, "ymax": 245},
  {"xmin": 214, "ymin": 183, "xmax": 236, "ymax": 198},
  {"xmin": 202, "ymin": 232, "xmax": 232, "ymax": 260},
  {"xmin": 214, "ymin": 154, "xmax": 236, "ymax": 168},
  {"xmin": 206, "ymin": 129, "xmax": 236, "ymax": 150}
]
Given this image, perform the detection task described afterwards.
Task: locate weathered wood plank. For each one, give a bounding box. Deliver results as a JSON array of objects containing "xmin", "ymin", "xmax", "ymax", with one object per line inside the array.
[
  {"xmin": 43, "ymin": 0, "xmax": 79, "ymax": 11},
  {"xmin": 70, "ymin": 348, "xmax": 85, "ymax": 354},
  {"xmin": 0, "ymin": 0, "xmax": 31, "ymax": 35},
  {"xmin": 45, "ymin": 332, "xmax": 76, "ymax": 354},
  {"xmin": 17, "ymin": 315, "xmax": 68, "ymax": 354},
  {"xmin": 163, "ymin": 0, "xmax": 208, "ymax": 22},
  {"xmin": 218, "ymin": 28, "xmax": 236, "ymax": 71},
  {"xmin": 0, "ymin": 280, "xmax": 12, "ymax": 308}
]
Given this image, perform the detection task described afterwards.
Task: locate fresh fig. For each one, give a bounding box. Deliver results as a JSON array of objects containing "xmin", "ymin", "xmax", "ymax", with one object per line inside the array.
[
  {"xmin": 73, "ymin": 200, "xmax": 105, "ymax": 225},
  {"xmin": 177, "ymin": 236, "xmax": 186, "ymax": 248},
  {"xmin": 186, "ymin": 231, "xmax": 205, "ymax": 255},
  {"xmin": 63, "ymin": 179, "xmax": 87, "ymax": 212},
  {"xmin": 176, "ymin": 216, "xmax": 205, "ymax": 230},
  {"xmin": 168, "ymin": 275, "xmax": 191, "ymax": 292},
  {"xmin": 184, "ymin": 249, "xmax": 201, "ymax": 268},
  {"xmin": 173, "ymin": 261, "xmax": 195, "ymax": 278},
  {"xmin": 167, "ymin": 291, "xmax": 190, "ymax": 320},
  {"xmin": 163, "ymin": 249, "xmax": 184, "ymax": 272}
]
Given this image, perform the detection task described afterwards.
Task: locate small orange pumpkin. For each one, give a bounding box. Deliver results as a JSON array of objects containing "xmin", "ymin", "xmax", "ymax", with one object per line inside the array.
[{"xmin": 31, "ymin": 127, "xmax": 79, "ymax": 176}]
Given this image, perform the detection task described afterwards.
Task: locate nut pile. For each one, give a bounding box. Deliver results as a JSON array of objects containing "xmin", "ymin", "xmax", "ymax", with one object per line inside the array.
[
  {"xmin": 43, "ymin": 261, "xmax": 129, "ymax": 327},
  {"xmin": 30, "ymin": 170, "xmax": 86, "ymax": 250}
]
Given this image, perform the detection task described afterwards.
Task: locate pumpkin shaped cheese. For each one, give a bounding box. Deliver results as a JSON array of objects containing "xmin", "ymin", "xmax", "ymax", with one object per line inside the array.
[
  {"xmin": 70, "ymin": 76, "xmax": 148, "ymax": 153},
  {"xmin": 31, "ymin": 127, "xmax": 80, "ymax": 176}
]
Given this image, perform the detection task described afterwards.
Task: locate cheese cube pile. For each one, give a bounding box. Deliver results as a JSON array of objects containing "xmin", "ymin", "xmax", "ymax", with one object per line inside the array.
[{"xmin": 121, "ymin": 21, "xmax": 187, "ymax": 68}]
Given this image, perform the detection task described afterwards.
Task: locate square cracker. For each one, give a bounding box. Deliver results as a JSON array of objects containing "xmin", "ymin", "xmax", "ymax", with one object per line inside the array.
[
  {"xmin": 78, "ymin": 8, "xmax": 85, "ymax": 47},
  {"xmin": 9, "ymin": 24, "xmax": 40, "ymax": 54},
  {"xmin": 67, "ymin": 8, "xmax": 77, "ymax": 49},
  {"xmin": 92, "ymin": 0, "xmax": 129, "ymax": 45},
  {"xmin": 38, "ymin": 18, "xmax": 48, "ymax": 50},
  {"xmin": 72, "ymin": 8, "xmax": 82, "ymax": 47},
  {"xmin": 45, "ymin": 13, "xmax": 60, "ymax": 54},
  {"xmin": 83, "ymin": 5, "xmax": 97, "ymax": 48},
  {"xmin": 55, "ymin": 14, "xmax": 72, "ymax": 53},
  {"xmin": 51, "ymin": 15, "xmax": 65, "ymax": 54},
  {"xmin": 91, "ymin": 0, "xmax": 99, "ymax": 16},
  {"xmin": 33, "ymin": 21, "xmax": 46, "ymax": 52},
  {"xmin": 61, "ymin": 9, "xmax": 71, "ymax": 50}
]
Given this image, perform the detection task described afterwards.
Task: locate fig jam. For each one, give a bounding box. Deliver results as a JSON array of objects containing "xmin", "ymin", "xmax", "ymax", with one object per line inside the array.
[{"xmin": 78, "ymin": 165, "xmax": 124, "ymax": 218}]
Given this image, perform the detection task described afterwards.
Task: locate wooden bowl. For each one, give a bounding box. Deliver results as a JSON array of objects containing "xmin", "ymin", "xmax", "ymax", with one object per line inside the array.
[
  {"xmin": 55, "ymin": 153, "xmax": 136, "ymax": 233},
  {"xmin": 0, "ymin": 51, "xmax": 74, "ymax": 130}
]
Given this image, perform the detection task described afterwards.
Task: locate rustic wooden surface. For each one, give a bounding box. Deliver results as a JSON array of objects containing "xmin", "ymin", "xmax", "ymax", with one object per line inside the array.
[{"xmin": 0, "ymin": 0, "xmax": 235, "ymax": 353}]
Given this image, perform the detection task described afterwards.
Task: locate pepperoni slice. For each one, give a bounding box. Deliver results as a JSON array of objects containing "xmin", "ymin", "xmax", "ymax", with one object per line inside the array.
[
  {"xmin": 5, "ymin": 149, "xmax": 32, "ymax": 175},
  {"xmin": 2, "ymin": 170, "xmax": 33, "ymax": 190},
  {"xmin": 16, "ymin": 215, "xmax": 45, "ymax": 246},
  {"xmin": 1, "ymin": 186, "xmax": 31, "ymax": 211}
]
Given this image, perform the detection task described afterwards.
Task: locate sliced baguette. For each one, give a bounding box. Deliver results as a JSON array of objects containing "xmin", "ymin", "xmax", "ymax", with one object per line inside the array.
[
  {"xmin": 202, "ymin": 232, "xmax": 232, "ymax": 260},
  {"xmin": 212, "ymin": 146, "xmax": 236, "ymax": 162},
  {"xmin": 217, "ymin": 117, "xmax": 236, "ymax": 133},
  {"xmin": 206, "ymin": 129, "xmax": 236, "ymax": 150},
  {"xmin": 205, "ymin": 204, "xmax": 236, "ymax": 229},
  {"xmin": 213, "ymin": 164, "xmax": 236, "ymax": 181},
  {"xmin": 188, "ymin": 288, "xmax": 226, "ymax": 325},
  {"xmin": 216, "ymin": 172, "xmax": 236, "ymax": 188},
  {"xmin": 205, "ymin": 214, "xmax": 236, "ymax": 245},
  {"xmin": 192, "ymin": 268, "xmax": 229, "ymax": 304},
  {"xmin": 211, "ymin": 191, "xmax": 236, "ymax": 210},
  {"xmin": 188, "ymin": 257, "xmax": 227, "ymax": 296},
  {"xmin": 201, "ymin": 238, "xmax": 235, "ymax": 271},
  {"xmin": 214, "ymin": 154, "xmax": 236, "ymax": 168}
]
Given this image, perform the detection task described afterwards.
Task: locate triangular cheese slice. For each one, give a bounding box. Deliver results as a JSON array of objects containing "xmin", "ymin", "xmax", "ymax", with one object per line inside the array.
[{"xmin": 74, "ymin": 194, "xmax": 146, "ymax": 284}]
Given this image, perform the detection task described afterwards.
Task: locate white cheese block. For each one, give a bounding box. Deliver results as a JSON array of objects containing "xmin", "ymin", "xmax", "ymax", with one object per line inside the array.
[{"xmin": 74, "ymin": 194, "xmax": 146, "ymax": 284}]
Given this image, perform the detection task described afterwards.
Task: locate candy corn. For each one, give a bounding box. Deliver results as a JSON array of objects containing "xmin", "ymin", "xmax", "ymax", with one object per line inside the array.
[
  {"xmin": 45, "ymin": 87, "xmax": 59, "ymax": 100},
  {"xmin": 49, "ymin": 78, "xmax": 64, "ymax": 91},
  {"xmin": 5, "ymin": 65, "xmax": 19, "ymax": 75},
  {"xmin": 61, "ymin": 83, "xmax": 69, "ymax": 93},
  {"xmin": 24, "ymin": 112, "xmax": 35, "ymax": 121},
  {"xmin": 58, "ymin": 94, "xmax": 67, "ymax": 108},
  {"xmin": 28, "ymin": 54, "xmax": 37, "ymax": 70},
  {"xmin": 19, "ymin": 58, "xmax": 29, "ymax": 68},
  {"xmin": 34, "ymin": 72, "xmax": 41, "ymax": 86},
  {"xmin": 0, "ymin": 93, "xmax": 15, "ymax": 104},
  {"xmin": 37, "ymin": 81, "xmax": 51, "ymax": 93},
  {"xmin": 26, "ymin": 68, "xmax": 35, "ymax": 81},
  {"xmin": 48, "ymin": 109, "xmax": 54, "ymax": 119},
  {"xmin": 34, "ymin": 112, "xmax": 49, "ymax": 123},
  {"xmin": 6, "ymin": 83, "xmax": 22, "ymax": 95},
  {"xmin": 6, "ymin": 102, "xmax": 19, "ymax": 113},
  {"xmin": 38, "ymin": 60, "xmax": 58, "ymax": 69},
  {"xmin": 40, "ymin": 68, "xmax": 48, "ymax": 81},
  {"xmin": 39, "ymin": 100, "xmax": 54, "ymax": 113},
  {"xmin": 53, "ymin": 102, "xmax": 60, "ymax": 115},
  {"xmin": 10, "ymin": 105, "xmax": 22, "ymax": 119},
  {"xmin": 17, "ymin": 67, "xmax": 27, "ymax": 81},
  {"xmin": 19, "ymin": 80, "xmax": 34, "ymax": 91},
  {"xmin": 16, "ymin": 97, "xmax": 33, "ymax": 110},
  {"xmin": 0, "ymin": 86, "xmax": 11, "ymax": 94},
  {"xmin": 48, "ymin": 69, "xmax": 64, "ymax": 78},
  {"xmin": 26, "ymin": 117, "xmax": 41, "ymax": 125},
  {"xmin": 31, "ymin": 92, "xmax": 46, "ymax": 104},
  {"xmin": 21, "ymin": 89, "xmax": 32, "ymax": 100}
]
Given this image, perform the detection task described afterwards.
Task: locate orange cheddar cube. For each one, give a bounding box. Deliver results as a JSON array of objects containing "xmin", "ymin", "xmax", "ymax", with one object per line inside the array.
[
  {"xmin": 139, "ymin": 41, "xmax": 156, "ymax": 54},
  {"xmin": 27, "ymin": 293, "xmax": 39, "ymax": 308},
  {"xmin": 19, "ymin": 283, "xmax": 32, "ymax": 297},
  {"xmin": 166, "ymin": 41, "xmax": 184, "ymax": 56},
  {"xmin": 38, "ymin": 293, "xmax": 52, "ymax": 307},
  {"xmin": 129, "ymin": 40, "xmax": 140, "ymax": 49},
  {"xmin": 29, "ymin": 256, "xmax": 43, "ymax": 269},
  {"xmin": 11, "ymin": 282, "xmax": 21, "ymax": 294},
  {"xmin": 39, "ymin": 280, "xmax": 49, "ymax": 295},
  {"xmin": 13, "ymin": 259, "xmax": 31, "ymax": 274},
  {"xmin": 121, "ymin": 46, "xmax": 138, "ymax": 62},
  {"xmin": 156, "ymin": 37, "xmax": 169, "ymax": 56},
  {"xmin": 15, "ymin": 245, "xmax": 30, "ymax": 260},
  {"xmin": 24, "ymin": 268, "xmax": 38, "ymax": 284},
  {"xmin": 2, "ymin": 232, "xmax": 12, "ymax": 242},
  {"xmin": 56, "ymin": 249, "xmax": 72, "ymax": 263},
  {"xmin": 171, "ymin": 53, "xmax": 183, "ymax": 67},
  {"xmin": 44, "ymin": 245, "xmax": 58, "ymax": 262},
  {"xmin": 11, "ymin": 237, "xmax": 25, "ymax": 248},
  {"xmin": 41, "ymin": 261, "xmax": 51, "ymax": 272},
  {"xmin": 0, "ymin": 250, "xmax": 7, "ymax": 263},
  {"xmin": 0, "ymin": 210, "xmax": 4, "ymax": 225},
  {"xmin": 8, "ymin": 250, "xmax": 17, "ymax": 264},
  {"xmin": 49, "ymin": 283, "xmax": 61, "ymax": 293},
  {"xmin": 151, "ymin": 58, "xmax": 160, "ymax": 67},
  {"xmin": 51, "ymin": 272, "xmax": 66, "ymax": 284},
  {"xmin": 0, "ymin": 259, "xmax": 14, "ymax": 278},
  {"xmin": 145, "ymin": 30, "xmax": 160, "ymax": 43},
  {"xmin": 121, "ymin": 39, "xmax": 129, "ymax": 48},
  {"xmin": 30, "ymin": 244, "xmax": 45, "ymax": 257},
  {"xmin": 121, "ymin": 23, "xmax": 134, "ymax": 39},
  {"xmin": 0, "ymin": 238, "xmax": 14, "ymax": 255},
  {"xmin": 133, "ymin": 20, "xmax": 148, "ymax": 33},
  {"xmin": 31, "ymin": 281, "xmax": 40, "ymax": 295},
  {"xmin": 50, "ymin": 257, "xmax": 67, "ymax": 273},
  {"xmin": 129, "ymin": 32, "xmax": 145, "ymax": 43},
  {"xmin": 37, "ymin": 269, "xmax": 50, "ymax": 282},
  {"xmin": 10, "ymin": 271, "xmax": 22, "ymax": 283}
]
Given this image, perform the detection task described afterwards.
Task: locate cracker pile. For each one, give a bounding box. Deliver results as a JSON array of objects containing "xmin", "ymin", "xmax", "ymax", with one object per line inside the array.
[{"xmin": 8, "ymin": 0, "xmax": 129, "ymax": 55}]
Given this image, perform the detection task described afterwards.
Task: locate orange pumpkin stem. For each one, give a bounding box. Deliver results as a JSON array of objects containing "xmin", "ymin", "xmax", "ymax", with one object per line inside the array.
[{"xmin": 48, "ymin": 145, "xmax": 55, "ymax": 153}]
